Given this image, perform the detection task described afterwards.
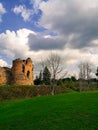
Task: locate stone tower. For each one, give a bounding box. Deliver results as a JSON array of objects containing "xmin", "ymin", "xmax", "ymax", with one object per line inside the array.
[{"xmin": 11, "ymin": 58, "xmax": 34, "ymax": 85}]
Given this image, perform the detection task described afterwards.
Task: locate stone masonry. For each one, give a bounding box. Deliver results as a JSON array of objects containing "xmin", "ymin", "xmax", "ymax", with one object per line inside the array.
[
  {"xmin": 0, "ymin": 67, "xmax": 11, "ymax": 85},
  {"xmin": 0, "ymin": 58, "xmax": 34, "ymax": 85}
]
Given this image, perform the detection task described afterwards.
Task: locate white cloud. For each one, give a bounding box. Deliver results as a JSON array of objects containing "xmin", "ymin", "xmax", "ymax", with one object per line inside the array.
[
  {"xmin": 13, "ymin": 5, "xmax": 34, "ymax": 21},
  {"xmin": 1, "ymin": 0, "xmax": 98, "ymax": 78},
  {"xmin": 0, "ymin": 3, "xmax": 6, "ymax": 14},
  {"xmin": 0, "ymin": 3, "xmax": 6, "ymax": 22},
  {"xmin": 0, "ymin": 28, "xmax": 36, "ymax": 59},
  {"xmin": 0, "ymin": 28, "xmax": 98, "ymax": 78},
  {"xmin": 30, "ymin": 0, "xmax": 43, "ymax": 10},
  {"xmin": 0, "ymin": 59, "xmax": 8, "ymax": 67},
  {"xmin": 39, "ymin": 0, "xmax": 98, "ymax": 30},
  {"xmin": 39, "ymin": 0, "xmax": 98, "ymax": 49},
  {"xmin": 12, "ymin": 0, "xmax": 44, "ymax": 22},
  {"xmin": 39, "ymin": 0, "xmax": 68, "ymax": 30}
]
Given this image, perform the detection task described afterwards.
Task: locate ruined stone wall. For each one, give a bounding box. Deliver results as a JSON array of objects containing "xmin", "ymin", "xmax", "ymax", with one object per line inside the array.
[
  {"xmin": 11, "ymin": 58, "xmax": 34, "ymax": 85},
  {"xmin": 0, "ymin": 67, "xmax": 11, "ymax": 85},
  {"xmin": 0, "ymin": 58, "xmax": 34, "ymax": 85}
]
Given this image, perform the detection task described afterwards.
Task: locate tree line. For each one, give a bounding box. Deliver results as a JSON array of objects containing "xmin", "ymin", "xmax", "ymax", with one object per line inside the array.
[{"xmin": 34, "ymin": 52, "xmax": 98, "ymax": 91}]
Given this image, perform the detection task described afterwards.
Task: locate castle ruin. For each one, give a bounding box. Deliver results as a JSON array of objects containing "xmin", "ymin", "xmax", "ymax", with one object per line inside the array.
[{"xmin": 0, "ymin": 58, "xmax": 34, "ymax": 85}]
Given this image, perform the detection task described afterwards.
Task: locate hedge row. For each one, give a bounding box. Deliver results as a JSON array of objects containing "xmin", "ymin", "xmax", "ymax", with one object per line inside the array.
[{"xmin": 0, "ymin": 85, "xmax": 66, "ymax": 100}]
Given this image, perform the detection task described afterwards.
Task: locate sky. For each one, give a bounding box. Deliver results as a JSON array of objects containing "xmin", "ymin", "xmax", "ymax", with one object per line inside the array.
[{"xmin": 0, "ymin": 0, "xmax": 98, "ymax": 77}]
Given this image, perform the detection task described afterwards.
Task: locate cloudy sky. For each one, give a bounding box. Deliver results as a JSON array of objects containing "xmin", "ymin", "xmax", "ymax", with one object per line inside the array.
[{"xmin": 0, "ymin": 0, "xmax": 98, "ymax": 76}]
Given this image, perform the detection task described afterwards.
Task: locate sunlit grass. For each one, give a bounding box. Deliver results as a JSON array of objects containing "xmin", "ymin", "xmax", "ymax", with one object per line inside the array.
[{"xmin": 0, "ymin": 91, "xmax": 98, "ymax": 130}]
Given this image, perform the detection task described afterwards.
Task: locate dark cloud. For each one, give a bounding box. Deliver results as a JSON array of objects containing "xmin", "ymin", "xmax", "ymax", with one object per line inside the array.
[
  {"xmin": 28, "ymin": 34, "xmax": 66, "ymax": 51},
  {"xmin": 39, "ymin": 0, "xmax": 98, "ymax": 49}
]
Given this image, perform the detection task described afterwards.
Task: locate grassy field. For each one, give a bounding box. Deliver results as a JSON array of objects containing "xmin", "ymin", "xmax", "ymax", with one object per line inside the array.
[{"xmin": 0, "ymin": 90, "xmax": 98, "ymax": 130}]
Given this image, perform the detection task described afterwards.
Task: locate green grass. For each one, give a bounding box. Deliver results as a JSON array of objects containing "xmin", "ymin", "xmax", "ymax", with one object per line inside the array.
[{"xmin": 0, "ymin": 91, "xmax": 98, "ymax": 130}]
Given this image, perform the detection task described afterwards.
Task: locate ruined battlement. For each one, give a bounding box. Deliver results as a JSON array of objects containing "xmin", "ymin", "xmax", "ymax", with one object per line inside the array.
[{"xmin": 0, "ymin": 58, "xmax": 34, "ymax": 85}]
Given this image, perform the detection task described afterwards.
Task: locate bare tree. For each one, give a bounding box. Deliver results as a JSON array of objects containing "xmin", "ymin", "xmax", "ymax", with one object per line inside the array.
[
  {"xmin": 86, "ymin": 62, "xmax": 92, "ymax": 87},
  {"xmin": 96, "ymin": 67, "xmax": 98, "ymax": 88},
  {"xmin": 46, "ymin": 53, "xmax": 62, "ymax": 80},
  {"xmin": 78, "ymin": 61, "xmax": 92, "ymax": 91},
  {"xmin": 40, "ymin": 52, "xmax": 67, "ymax": 95},
  {"xmin": 43, "ymin": 53, "xmax": 67, "ymax": 81}
]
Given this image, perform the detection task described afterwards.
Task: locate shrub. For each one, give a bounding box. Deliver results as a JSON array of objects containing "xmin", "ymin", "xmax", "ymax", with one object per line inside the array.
[{"xmin": 0, "ymin": 85, "xmax": 67, "ymax": 100}]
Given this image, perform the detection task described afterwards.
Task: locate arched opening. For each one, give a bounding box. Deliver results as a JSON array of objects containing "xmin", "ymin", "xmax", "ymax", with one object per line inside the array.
[
  {"xmin": 22, "ymin": 65, "xmax": 25, "ymax": 73},
  {"xmin": 27, "ymin": 71, "xmax": 30, "ymax": 78}
]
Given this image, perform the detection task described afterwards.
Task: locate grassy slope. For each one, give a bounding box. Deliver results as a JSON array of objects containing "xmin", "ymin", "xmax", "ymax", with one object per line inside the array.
[{"xmin": 0, "ymin": 91, "xmax": 98, "ymax": 130}]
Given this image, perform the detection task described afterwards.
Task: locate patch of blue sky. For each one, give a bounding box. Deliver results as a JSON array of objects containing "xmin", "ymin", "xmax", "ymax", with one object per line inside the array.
[{"xmin": 0, "ymin": 0, "xmax": 46, "ymax": 33}]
